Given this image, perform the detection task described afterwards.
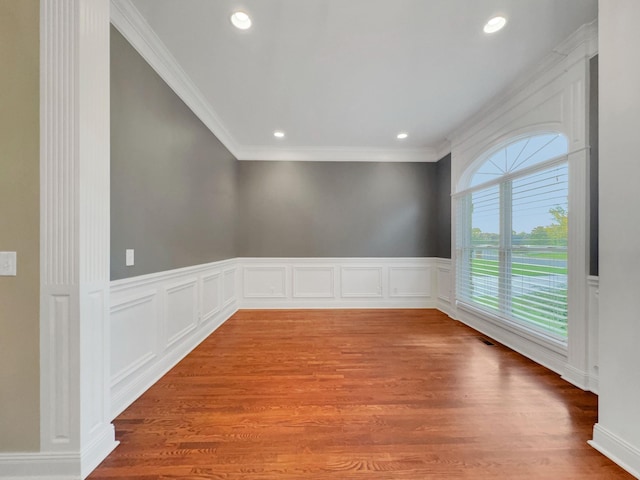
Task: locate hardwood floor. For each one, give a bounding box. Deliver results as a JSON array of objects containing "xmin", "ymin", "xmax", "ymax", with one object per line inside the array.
[{"xmin": 89, "ymin": 309, "xmax": 633, "ymax": 479}]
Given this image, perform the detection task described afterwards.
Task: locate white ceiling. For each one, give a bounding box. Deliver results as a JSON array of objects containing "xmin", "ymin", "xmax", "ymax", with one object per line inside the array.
[{"xmin": 121, "ymin": 0, "xmax": 597, "ymax": 162}]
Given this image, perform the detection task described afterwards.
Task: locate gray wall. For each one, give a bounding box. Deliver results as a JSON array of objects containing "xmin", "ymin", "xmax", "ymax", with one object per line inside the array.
[
  {"xmin": 111, "ymin": 27, "xmax": 238, "ymax": 280},
  {"xmin": 237, "ymin": 161, "xmax": 440, "ymax": 257},
  {"xmin": 435, "ymin": 154, "xmax": 452, "ymax": 258},
  {"xmin": 589, "ymin": 55, "xmax": 599, "ymax": 276},
  {"xmin": 111, "ymin": 28, "xmax": 453, "ymax": 279}
]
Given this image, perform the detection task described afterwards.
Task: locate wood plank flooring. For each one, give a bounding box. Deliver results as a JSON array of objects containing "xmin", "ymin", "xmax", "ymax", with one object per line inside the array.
[{"xmin": 89, "ymin": 309, "xmax": 633, "ymax": 479}]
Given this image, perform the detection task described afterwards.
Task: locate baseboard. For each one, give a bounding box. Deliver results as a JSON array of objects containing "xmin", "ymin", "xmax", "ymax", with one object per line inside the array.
[
  {"xmin": 562, "ymin": 364, "xmax": 590, "ymax": 391},
  {"xmin": 0, "ymin": 451, "xmax": 79, "ymax": 480},
  {"xmin": 0, "ymin": 423, "xmax": 117, "ymax": 480},
  {"xmin": 590, "ymin": 424, "xmax": 640, "ymax": 479},
  {"xmin": 561, "ymin": 365, "xmax": 599, "ymax": 395}
]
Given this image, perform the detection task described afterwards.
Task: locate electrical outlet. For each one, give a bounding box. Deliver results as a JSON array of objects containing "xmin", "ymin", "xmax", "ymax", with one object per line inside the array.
[
  {"xmin": 0, "ymin": 252, "xmax": 17, "ymax": 276},
  {"xmin": 126, "ymin": 249, "xmax": 135, "ymax": 266}
]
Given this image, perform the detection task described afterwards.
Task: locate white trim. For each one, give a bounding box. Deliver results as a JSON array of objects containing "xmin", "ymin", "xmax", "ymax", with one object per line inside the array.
[
  {"xmin": 454, "ymin": 303, "xmax": 568, "ymax": 376},
  {"xmin": 38, "ymin": 1, "xmax": 117, "ymax": 479},
  {"xmin": 586, "ymin": 275, "xmax": 599, "ymax": 394},
  {"xmin": 0, "ymin": 452, "xmax": 79, "ymax": 480},
  {"xmin": 449, "ymin": 22, "xmax": 597, "ymax": 397},
  {"xmin": 449, "ymin": 21, "xmax": 597, "ymax": 147},
  {"xmin": 590, "ymin": 424, "xmax": 640, "ymax": 479},
  {"xmin": 239, "ymin": 258, "xmax": 438, "ymax": 309},
  {"xmin": 435, "ymin": 259, "xmax": 454, "ymax": 317},
  {"xmin": 236, "ymin": 146, "xmax": 439, "ymax": 163},
  {"xmin": 109, "ymin": 259, "xmax": 239, "ymax": 419}
]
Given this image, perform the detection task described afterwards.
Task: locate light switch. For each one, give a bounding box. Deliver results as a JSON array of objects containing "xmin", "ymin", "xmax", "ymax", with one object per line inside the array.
[
  {"xmin": 125, "ymin": 249, "xmax": 134, "ymax": 266},
  {"xmin": 0, "ymin": 252, "xmax": 17, "ymax": 276}
]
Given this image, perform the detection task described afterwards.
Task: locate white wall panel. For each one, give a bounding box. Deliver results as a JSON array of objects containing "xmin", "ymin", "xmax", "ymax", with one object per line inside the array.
[
  {"xmin": 292, "ymin": 266, "xmax": 335, "ymax": 298},
  {"xmin": 109, "ymin": 259, "xmax": 237, "ymax": 419},
  {"xmin": 110, "ymin": 292, "xmax": 157, "ymax": 387},
  {"xmin": 201, "ymin": 272, "xmax": 221, "ymax": 321},
  {"xmin": 223, "ymin": 268, "xmax": 236, "ymax": 306},
  {"xmin": 389, "ymin": 266, "xmax": 431, "ymax": 297},
  {"xmin": 243, "ymin": 266, "xmax": 287, "ymax": 298},
  {"xmin": 341, "ymin": 266, "xmax": 383, "ymax": 298},
  {"xmin": 437, "ymin": 267, "xmax": 451, "ymax": 302},
  {"xmin": 165, "ymin": 279, "xmax": 198, "ymax": 348}
]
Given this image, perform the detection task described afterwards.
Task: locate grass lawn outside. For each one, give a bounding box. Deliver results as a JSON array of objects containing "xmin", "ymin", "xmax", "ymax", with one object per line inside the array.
[{"xmin": 471, "ymin": 258, "xmax": 567, "ymax": 277}]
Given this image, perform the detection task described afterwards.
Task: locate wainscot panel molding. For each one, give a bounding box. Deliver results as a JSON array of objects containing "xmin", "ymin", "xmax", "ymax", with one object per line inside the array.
[
  {"xmin": 586, "ymin": 275, "xmax": 600, "ymax": 394},
  {"xmin": 238, "ymin": 258, "xmax": 443, "ymax": 309},
  {"xmin": 435, "ymin": 259, "xmax": 453, "ymax": 317},
  {"xmin": 106, "ymin": 257, "xmax": 453, "ymax": 424},
  {"xmin": 109, "ymin": 259, "xmax": 238, "ymax": 419}
]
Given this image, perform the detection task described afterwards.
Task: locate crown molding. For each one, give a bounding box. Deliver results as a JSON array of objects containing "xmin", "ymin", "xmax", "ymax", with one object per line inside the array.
[
  {"xmin": 448, "ymin": 20, "xmax": 598, "ymax": 146},
  {"xmin": 110, "ymin": 0, "xmax": 441, "ymax": 163},
  {"xmin": 110, "ymin": 0, "xmax": 241, "ymax": 158},
  {"xmin": 235, "ymin": 146, "xmax": 439, "ymax": 162},
  {"xmin": 434, "ymin": 139, "xmax": 452, "ymax": 161}
]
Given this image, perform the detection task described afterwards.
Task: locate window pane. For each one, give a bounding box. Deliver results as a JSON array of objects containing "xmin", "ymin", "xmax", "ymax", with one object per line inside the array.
[
  {"xmin": 511, "ymin": 164, "xmax": 568, "ymax": 338},
  {"xmin": 458, "ymin": 186, "xmax": 501, "ymax": 313},
  {"xmin": 469, "ymin": 133, "xmax": 568, "ymax": 188},
  {"xmin": 459, "ymin": 132, "xmax": 570, "ymax": 343}
]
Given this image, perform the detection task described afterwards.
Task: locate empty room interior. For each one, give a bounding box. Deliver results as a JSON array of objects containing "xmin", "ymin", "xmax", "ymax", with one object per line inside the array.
[{"xmin": 2, "ymin": 0, "xmax": 640, "ymax": 479}]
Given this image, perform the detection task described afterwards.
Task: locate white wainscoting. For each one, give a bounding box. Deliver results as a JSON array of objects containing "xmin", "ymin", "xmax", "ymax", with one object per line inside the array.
[
  {"xmin": 586, "ymin": 275, "xmax": 600, "ymax": 394},
  {"xmin": 435, "ymin": 259, "xmax": 453, "ymax": 316},
  {"xmin": 239, "ymin": 258, "xmax": 442, "ymax": 309},
  {"xmin": 107, "ymin": 257, "xmax": 449, "ymax": 421},
  {"xmin": 109, "ymin": 259, "xmax": 238, "ymax": 419}
]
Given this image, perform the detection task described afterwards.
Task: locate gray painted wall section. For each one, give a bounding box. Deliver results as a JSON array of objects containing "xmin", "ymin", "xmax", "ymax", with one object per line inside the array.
[
  {"xmin": 111, "ymin": 27, "xmax": 237, "ymax": 280},
  {"xmin": 110, "ymin": 28, "xmax": 454, "ymax": 279},
  {"xmin": 589, "ymin": 55, "xmax": 599, "ymax": 276},
  {"xmin": 435, "ymin": 154, "xmax": 452, "ymax": 258},
  {"xmin": 237, "ymin": 161, "xmax": 439, "ymax": 258}
]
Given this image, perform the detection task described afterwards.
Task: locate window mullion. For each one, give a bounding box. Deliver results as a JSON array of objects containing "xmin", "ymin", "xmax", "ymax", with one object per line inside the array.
[{"xmin": 499, "ymin": 180, "xmax": 513, "ymax": 315}]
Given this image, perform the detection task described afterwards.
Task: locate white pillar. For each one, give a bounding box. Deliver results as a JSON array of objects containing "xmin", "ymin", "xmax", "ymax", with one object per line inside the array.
[
  {"xmin": 40, "ymin": 0, "xmax": 117, "ymax": 478},
  {"xmin": 589, "ymin": 1, "xmax": 640, "ymax": 478}
]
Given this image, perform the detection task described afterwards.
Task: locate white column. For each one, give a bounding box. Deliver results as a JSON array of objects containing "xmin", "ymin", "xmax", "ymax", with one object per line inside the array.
[
  {"xmin": 590, "ymin": 1, "xmax": 640, "ymax": 477},
  {"xmin": 40, "ymin": 0, "xmax": 117, "ymax": 478}
]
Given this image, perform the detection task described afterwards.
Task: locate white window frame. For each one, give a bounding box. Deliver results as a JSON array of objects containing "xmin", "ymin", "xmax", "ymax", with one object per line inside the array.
[
  {"xmin": 454, "ymin": 140, "xmax": 570, "ymax": 343},
  {"xmin": 448, "ymin": 23, "xmax": 596, "ymax": 390}
]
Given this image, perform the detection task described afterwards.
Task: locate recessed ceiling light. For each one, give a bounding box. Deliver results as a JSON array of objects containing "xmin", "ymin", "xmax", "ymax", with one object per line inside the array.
[
  {"xmin": 273, "ymin": 131, "xmax": 285, "ymax": 138},
  {"xmin": 397, "ymin": 132, "xmax": 408, "ymax": 140},
  {"xmin": 484, "ymin": 16, "xmax": 507, "ymax": 34},
  {"xmin": 230, "ymin": 11, "xmax": 252, "ymax": 30}
]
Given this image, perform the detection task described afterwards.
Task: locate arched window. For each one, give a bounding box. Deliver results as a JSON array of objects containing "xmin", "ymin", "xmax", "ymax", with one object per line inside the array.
[{"xmin": 455, "ymin": 133, "xmax": 569, "ymax": 340}]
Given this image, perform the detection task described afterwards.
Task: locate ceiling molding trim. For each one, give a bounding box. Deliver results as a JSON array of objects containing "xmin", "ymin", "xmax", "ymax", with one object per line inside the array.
[
  {"xmin": 109, "ymin": 0, "xmax": 442, "ymax": 164},
  {"xmin": 434, "ymin": 140, "xmax": 452, "ymax": 161},
  {"xmin": 448, "ymin": 20, "xmax": 598, "ymax": 146},
  {"xmin": 554, "ymin": 20, "xmax": 598, "ymax": 58},
  {"xmin": 110, "ymin": 0, "xmax": 241, "ymax": 158},
  {"xmin": 236, "ymin": 146, "xmax": 439, "ymax": 163}
]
